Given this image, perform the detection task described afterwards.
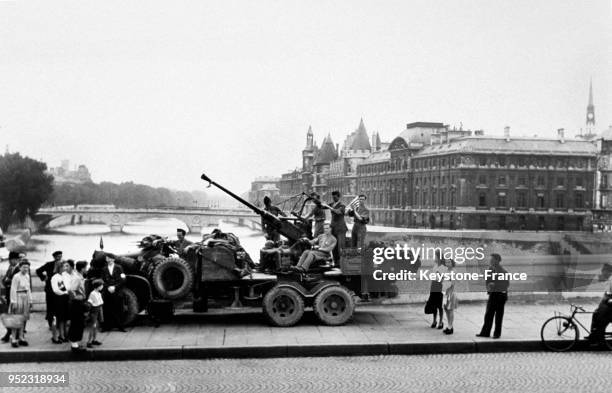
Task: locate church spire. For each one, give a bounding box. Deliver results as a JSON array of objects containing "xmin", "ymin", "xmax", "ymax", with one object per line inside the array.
[{"xmin": 586, "ymin": 78, "xmax": 595, "ymax": 134}]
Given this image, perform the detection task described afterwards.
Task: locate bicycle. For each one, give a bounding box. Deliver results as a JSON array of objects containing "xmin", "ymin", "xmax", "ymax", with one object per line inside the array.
[{"xmin": 540, "ymin": 304, "xmax": 612, "ymax": 352}]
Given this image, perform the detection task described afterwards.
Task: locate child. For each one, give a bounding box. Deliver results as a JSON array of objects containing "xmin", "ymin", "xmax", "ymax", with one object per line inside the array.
[{"xmin": 86, "ymin": 279, "xmax": 104, "ymax": 348}]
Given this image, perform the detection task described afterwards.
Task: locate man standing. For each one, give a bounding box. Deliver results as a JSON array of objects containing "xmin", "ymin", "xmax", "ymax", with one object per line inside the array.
[
  {"xmin": 292, "ymin": 224, "xmax": 337, "ymax": 272},
  {"xmin": 476, "ymin": 253, "xmax": 510, "ymax": 339},
  {"xmin": 36, "ymin": 250, "xmax": 63, "ymax": 329},
  {"xmin": 303, "ymin": 193, "xmax": 326, "ymax": 237},
  {"xmin": 262, "ymin": 196, "xmax": 286, "ymax": 242},
  {"xmin": 350, "ymin": 194, "xmax": 370, "ymax": 248},
  {"xmin": 1, "ymin": 252, "xmax": 22, "ymax": 343},
  {"xmin": 172, "ymin": 229, "xmax": 192, "ymax": 257},
  {"xmin": 323, "ymin": 191, "xmax": 347, "ymax": 266},
  {"xmin": 101, "ymin": 253, "xmax": 127, "ymax": 332}
]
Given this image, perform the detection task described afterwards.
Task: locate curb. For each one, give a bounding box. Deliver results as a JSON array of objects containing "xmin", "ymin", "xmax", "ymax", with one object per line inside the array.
[{"xmin": 0, "ymin": 339, "xmax": 576, "ymax": 363}]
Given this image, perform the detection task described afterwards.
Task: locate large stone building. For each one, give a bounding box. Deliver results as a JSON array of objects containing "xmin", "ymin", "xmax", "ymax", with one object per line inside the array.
[
  {"xmin": 248, "ymin": 176, "xmax": 280, "ymax": 206},
  {"xmin": 47, "ymin": 160, "xmax": 92, "ymax": 184},
  {"xmin": 270, "ymin": 83, "xmax": 610, "ymax": 231}
]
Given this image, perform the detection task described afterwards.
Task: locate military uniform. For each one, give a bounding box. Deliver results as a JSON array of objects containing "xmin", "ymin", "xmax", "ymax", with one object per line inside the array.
[
  {"xmin": 351, "ymin": 205, "xmax": 369, "ymax": 248},
  {"xmin": 296, "ymin": 233, "xmax": 337, "ymax": 271},
  {"xmin": 327, "ymin": 200, "xmax": 347, "ymax": 264}
]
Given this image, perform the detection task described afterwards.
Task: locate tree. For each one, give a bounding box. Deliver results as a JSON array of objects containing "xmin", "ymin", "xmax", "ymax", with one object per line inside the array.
[{"xmin": 0, "ymin": 153, "xmax": 54, "ymax": 231}]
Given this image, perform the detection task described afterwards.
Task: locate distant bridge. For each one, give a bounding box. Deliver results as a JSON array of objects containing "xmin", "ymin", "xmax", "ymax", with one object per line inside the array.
[{"xmin": 34, "ymin": 207, "xmax": 262, "ymax": 233}]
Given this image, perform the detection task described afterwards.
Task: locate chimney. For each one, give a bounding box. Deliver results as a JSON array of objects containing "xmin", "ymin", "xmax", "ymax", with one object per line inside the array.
[
  {"xmin": 504, "ymin": 126, "xmax": 510, "ymax": 141},
  {"xmin": 557, "ymin": 128, "xmax": 565, "ymax": 143}
]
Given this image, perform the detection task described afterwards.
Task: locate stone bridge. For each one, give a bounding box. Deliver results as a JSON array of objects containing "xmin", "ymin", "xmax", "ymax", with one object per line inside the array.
[{"xmin": 34, "ymin": 207, "xmax": 262, "ymax": 234}]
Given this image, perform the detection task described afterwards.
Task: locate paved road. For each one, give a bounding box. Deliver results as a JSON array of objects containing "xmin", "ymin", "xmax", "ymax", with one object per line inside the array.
[{"xmin": 1, "ymin": 352, "xmax": 611, "ymax": 393}]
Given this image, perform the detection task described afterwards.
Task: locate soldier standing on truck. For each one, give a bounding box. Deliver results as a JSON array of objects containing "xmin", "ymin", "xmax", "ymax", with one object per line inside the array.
[
  {"xmin": 262, "ymin": 196, "xmax": 286, "ymax": 242},
  {"xmin": 349, "ymin": 194, "xmax": 369, "ymax": 248},
  {"xmin": 322, "ymin": 191, "xmax": 347, "ymax": 266},
  {"xmin": 303, "ymin": 193, "xmax": 326, "ymax": 237}
]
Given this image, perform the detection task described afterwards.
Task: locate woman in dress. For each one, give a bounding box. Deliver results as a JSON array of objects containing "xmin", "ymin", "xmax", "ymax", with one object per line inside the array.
[
  {"xmin": 427, "ymin": 251, "xmax": 447, "ymax": 329},
  {"xmin": 9, "ymin": 260, "xmax": 32, "ymax": 348},
  {"xmin": 51, "ymin": 260, "xmax": 72, "ymax": 343},
  {"xmin": 443, "ymin": 259, "xmax": 458, "ymax": 335}
]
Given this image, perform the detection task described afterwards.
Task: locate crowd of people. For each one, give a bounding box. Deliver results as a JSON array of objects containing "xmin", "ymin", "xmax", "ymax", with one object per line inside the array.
[{"xmin": 1, "ymin": 250, "xmax": 127, "ymax": 352}]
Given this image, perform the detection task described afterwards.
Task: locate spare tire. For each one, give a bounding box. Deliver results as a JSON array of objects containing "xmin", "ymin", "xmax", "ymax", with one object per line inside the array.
[{"xmin": 151, "ymin": 257, "xmax": 195, "ymax": 300}]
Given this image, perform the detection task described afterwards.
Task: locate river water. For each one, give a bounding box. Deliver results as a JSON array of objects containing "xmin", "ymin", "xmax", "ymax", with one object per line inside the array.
[{"xmin": 20, "ymin": 218, "xmax": 265, "ymax": 271}]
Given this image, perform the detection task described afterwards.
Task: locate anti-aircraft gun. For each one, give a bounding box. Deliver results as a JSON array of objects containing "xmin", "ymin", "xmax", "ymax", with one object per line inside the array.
[{"xmin": 200, "ymin": 173, "xmax": 311, "ymax": 245}]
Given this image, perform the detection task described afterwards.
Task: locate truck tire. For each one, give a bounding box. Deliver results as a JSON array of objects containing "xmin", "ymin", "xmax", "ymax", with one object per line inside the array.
[
  {"xmin": 151, "ymin": 257, "xmax": 195, "ymax": 300},
  {"xmin": 313, "ymin": 285, "xmax": 355, "ymax": 326},
  {"xmin": 118, "ymin": 287, "xmax": 139, "ymax": 326},
  {"xmin": 262, "ymin": 286, "xmax": 305, "ymax": 327}
]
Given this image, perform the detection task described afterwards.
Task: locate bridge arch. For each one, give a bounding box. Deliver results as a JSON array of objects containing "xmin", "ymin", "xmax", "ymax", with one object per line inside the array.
[{"xmin": 32, "ymin": 207, "xmax": 261, "ymax": 234}]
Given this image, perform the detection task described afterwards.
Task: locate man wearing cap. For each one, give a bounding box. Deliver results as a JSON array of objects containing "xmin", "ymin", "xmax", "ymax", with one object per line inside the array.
[
  {"xmin": 36, "ymin": 251, "xmax": 64, "ymax": 329},
  {"xmin": 1, "ymin": 252, "xmax": 22, "ymax": 343},
  {"xmin": 171, "ymin": 229, "xmax": 193, "ymax": 257},
  {"xmin": 101, "ymin": 253, "xmax": 127, "ymax": 332}
]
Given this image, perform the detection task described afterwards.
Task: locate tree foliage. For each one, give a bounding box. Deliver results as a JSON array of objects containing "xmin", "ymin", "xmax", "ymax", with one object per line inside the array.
[
  {"xmin": 48, "ymin": 181, "xmax": 208, "ymax": 209},
  {"xmin": 0, "ymin": 153, "xmax": 54, "ymax": 231}
]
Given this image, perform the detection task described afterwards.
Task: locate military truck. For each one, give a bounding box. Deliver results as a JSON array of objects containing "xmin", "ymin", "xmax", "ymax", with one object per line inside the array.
[{"xmin": 89, "ymin": 173, "xmax": 415, "ymax": 327}]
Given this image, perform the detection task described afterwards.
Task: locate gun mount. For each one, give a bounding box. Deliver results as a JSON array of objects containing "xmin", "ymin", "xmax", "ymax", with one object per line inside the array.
[{"xmin": 201, "ymin": 173, "xmax": 310, "ymax": 243}]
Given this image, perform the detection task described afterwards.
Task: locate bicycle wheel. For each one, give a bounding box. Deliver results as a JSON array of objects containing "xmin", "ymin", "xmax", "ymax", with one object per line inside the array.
[{"xmin": 540, "ymin": 316, "xmax": 579, "ymax": 352}]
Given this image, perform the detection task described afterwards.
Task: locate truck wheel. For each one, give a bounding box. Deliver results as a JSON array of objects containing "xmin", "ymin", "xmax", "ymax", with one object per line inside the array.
[
  {"xmin": 313, "ymin": 286, "xmax": 355, "ymax": 326},
  {"xmin": 151, "ymin": 257, "xmax": 195, "ymax": 300},
  {"xmin": 118, "ymin": 287, "xmax": 139, "ymax": 326},
  {"xmin": 262, "ymin": 286, "xmax": 305, "ymax": 327}
]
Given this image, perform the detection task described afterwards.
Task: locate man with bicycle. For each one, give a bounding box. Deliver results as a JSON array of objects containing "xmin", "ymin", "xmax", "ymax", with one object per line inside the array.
[{"xmin": 587, "ymin": 273, "xmax": 612, "ymax": 346}]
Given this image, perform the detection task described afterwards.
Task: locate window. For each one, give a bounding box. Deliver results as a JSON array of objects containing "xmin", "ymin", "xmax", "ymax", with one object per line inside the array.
[
  {"xmin": 517, "ymin": 192, "xmax": 526, "ymax": 207},
  {"xmin": 557, "ymin": 177, "xmax": 565, "ymax": 187},
  {"xmin": 479, "ymin": 192, "xmax": 487, "ymax": 207},
  {"xmin": 480, "ymin": 215, "xmax": 487, "ymax": 229},
  {"xmin": 499, "ymin": 215, "xmax": 506, "ymax": 229},
  {"xmin": 575, "ymin": 192, "xmax": 583, "ymax": 208},
  {"xmin": 537, "ymin": 195, "xmax": 545, "ymax": 208},
  {"xmin": 537, "ymin": 175, "xmax": 545, "ymax": 186},
  {"xmin": 575, "ymin": 177, "xmax": 583, "ymax": 188},
  {"xmin": 518, "ymin": 176, "xmax": 526, "ymax": 186},
  {"xmin": 603, "ymin": 175, "xmax": 609, "ymax": 188},
  {"xmin": 556, "ymin": 193, "xmax": 565, "ymax": 208},
  {"xmin": 497, "ymin": 194, "xmax": 507, "ymax": 207},
  {"xmin": 478, "ymin": 175, "xmax": 486, "ymax": 185},
  {"xmin": 441, "ymin": 190, "xmax": 447, "ymax": 205},
  {"xmin": 498, "ymin": 176, "xmax": 506, "ymax": 186}
]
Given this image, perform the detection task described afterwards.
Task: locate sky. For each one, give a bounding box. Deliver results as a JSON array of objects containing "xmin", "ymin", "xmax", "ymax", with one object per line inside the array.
[{"xmin": 0, "ymin": 0, "xmax": 611, "ymax": 195}]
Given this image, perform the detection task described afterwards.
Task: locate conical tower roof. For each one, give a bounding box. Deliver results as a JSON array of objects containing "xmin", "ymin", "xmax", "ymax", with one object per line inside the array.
[
  {"xmin": 314, "ymin": 133, "xmax": 338, "ymax": 165},
  {"xmin": 350, "ymin": 118, "xmax": 371, "ymax": 150}
]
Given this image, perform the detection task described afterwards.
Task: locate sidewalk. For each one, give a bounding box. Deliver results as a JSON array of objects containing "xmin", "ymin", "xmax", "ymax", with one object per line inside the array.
[{"xmin": 0, "ymin": 300, "xmax": 602, "ymax": 362}]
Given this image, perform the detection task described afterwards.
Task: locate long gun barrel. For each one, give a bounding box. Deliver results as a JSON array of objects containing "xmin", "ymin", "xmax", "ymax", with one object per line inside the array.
[{"xmin": 201, "ymin": 173, "xmax": 309, "ymax": 242}]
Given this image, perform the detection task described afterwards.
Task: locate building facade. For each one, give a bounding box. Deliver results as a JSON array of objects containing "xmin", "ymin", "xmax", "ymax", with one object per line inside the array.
[{"xmin": 248, "ymin": 176, "xmax": 281, "ymax": 206}]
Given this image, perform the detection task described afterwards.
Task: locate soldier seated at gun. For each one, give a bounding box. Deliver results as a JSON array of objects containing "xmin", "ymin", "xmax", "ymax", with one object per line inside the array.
[
  {"xmin": 290, "ymin": 223, "xmax": 337, "ymax": 273},
  {"xmin": 170, "ymin": 228, "xmax": 192, "ymax": 257}
]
